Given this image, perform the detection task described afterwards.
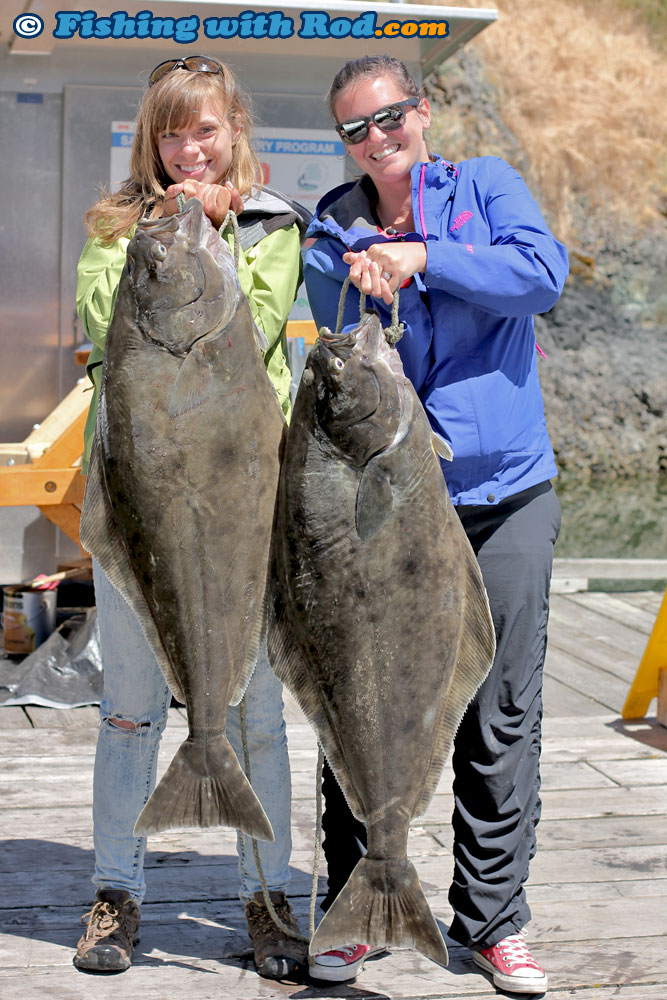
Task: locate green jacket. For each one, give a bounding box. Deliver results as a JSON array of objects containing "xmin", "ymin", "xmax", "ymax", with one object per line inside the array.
[{"xmin": 77, "ymin": 217, "xmax": 302, "ymax": 473}]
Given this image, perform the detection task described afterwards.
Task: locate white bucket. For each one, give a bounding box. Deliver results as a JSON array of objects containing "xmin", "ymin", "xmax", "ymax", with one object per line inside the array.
[{"xmin": 2, "ymin": 586, "xmax": 57, "ymax": 654}]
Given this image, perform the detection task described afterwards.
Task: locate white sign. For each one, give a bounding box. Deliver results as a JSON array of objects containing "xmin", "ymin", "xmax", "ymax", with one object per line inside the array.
[{"xmin": 110, "ymin": 121, "xmax": 135, "ymax": 192}]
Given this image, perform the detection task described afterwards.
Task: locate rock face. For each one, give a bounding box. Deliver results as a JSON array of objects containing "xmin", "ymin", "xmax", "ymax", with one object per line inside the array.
[
  {"xmin": 536, "ymin": 239, "xmax": 667, "ymax": 481},
  {"xmin": 425, "ymin": 51, "xmax": 667, "ymax": 482}
]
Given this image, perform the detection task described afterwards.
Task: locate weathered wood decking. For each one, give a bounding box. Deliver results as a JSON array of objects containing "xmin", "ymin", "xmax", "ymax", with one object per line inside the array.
[{"xmin": 1, "ymin": 562, "xmax": 666, "ymax": 1000}]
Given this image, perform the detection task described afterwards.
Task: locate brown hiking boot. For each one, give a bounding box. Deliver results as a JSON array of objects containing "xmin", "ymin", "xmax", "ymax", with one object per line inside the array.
[
  {"xmin": 74, "ymin": 889, "xmax": 141, "ymax": 972},
  {"xmin": 244, "ymin": 890, "xmax": 308, "ymax": 980}
]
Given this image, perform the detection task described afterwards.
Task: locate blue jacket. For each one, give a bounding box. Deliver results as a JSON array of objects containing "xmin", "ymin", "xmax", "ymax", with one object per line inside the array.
[{"xmin": 304, "ymin": 155, "xmax": 569, "ymax": 506}]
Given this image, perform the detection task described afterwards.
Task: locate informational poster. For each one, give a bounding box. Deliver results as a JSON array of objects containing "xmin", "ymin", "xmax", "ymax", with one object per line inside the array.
[
  {"xmin": 253, "ymin": 128, "xmax": 344, "ymax": 208},
  {"xmin": 110, "ymin": 121, "xmax": 136, "ymax": 192},
  {"xmin": 254, "ymin": 128, "xmax": 345, "ymax": 319},
  {"xmin": 109, "ymin": 123, "xmax": 345, "ymax": 319}
]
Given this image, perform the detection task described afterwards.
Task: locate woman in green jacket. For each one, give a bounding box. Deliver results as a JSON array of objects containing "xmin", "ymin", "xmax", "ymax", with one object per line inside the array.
[{"xmin": 73, "ymin": 55, "xmax": 307, "ymax": 981}]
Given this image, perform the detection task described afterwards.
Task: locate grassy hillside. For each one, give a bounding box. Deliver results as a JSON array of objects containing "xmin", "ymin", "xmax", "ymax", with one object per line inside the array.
[{"xmin": 418, "ymin": 0, "xmax": 667, "ymax": 249}]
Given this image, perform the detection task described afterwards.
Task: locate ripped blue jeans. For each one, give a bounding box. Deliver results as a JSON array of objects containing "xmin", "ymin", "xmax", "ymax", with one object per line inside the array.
[{"xmin": 91, "ymin": 560, "xmax": 292, "ymax": 904}]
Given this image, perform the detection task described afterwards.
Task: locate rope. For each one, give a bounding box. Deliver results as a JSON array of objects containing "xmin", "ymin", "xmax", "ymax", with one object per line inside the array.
[
  {"xmin": 174, "ymin": 192, "xmax": 240, "ymax": 269},
  {"xmin": 333, "ymin": 274, "xmax": 404, "ymax": 345},
  {"xmin": 218, "ymin": 209, "xmax": 241, "ymax": 270},
  {"xmin": 385, "ymin": 291, "xmax": 405, "ymax": 345},
  {"xmin": 239, "ymin": 695, "xmax": 309, "ymax": 944}
]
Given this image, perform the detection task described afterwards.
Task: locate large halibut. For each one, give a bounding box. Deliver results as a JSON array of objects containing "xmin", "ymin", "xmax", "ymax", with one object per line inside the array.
[
  {"xmin": 81, "ymin": 198, "xmax": 285, "ymax": 841},
  {"xmin": 269, "ymin": 312, "xmax": 496, "ymax": 966}
]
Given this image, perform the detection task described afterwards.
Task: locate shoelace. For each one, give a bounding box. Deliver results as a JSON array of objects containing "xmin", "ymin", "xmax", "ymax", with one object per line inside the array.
[
  {"xmin": 495, "ymin": 934, "xmax": 541, "ymax": 969},
  {"xmin": 81, "ymin": 901, "xmax": 120, "ymax": 936}
]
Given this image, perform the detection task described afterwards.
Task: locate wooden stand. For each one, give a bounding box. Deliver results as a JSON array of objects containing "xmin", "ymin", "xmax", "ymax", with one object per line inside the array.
[{"xmin": 0, "ymin": 382, "xmax": 90, "ymax": 548}]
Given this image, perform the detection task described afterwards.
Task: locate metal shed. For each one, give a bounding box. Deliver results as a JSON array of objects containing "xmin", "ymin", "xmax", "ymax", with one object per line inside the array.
[{"xmin": 0, "ymin": 0, "xmax": 497, "ymax": 581}]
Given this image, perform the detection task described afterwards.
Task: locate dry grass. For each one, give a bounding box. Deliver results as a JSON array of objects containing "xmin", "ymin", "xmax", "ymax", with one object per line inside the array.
[{"xmin": 413, "ymin": 0, "xmax": 667, "ymax": 246}]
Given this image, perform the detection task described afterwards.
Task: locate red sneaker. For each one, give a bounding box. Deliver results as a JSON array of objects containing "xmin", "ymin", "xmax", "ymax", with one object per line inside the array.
[
  {"xmin": 473, "ymin": 932, "xmax": 548, "ymax": 994},
  {"xmin": 309, "ymin": 943, "xmax": 387, "ymax": 982}
]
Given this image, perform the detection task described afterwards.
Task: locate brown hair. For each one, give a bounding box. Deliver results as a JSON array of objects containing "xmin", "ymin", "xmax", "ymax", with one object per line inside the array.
[
  {"xmin": 84, "ymin": 61, "xmax": 262, "ymax": 244},
  {"xmin": 327, "ymin": 55, "xmax": 423, "ymax": 120}
]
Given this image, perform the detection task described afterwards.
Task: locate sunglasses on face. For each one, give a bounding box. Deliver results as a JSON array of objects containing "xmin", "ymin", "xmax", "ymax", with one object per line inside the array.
[
  {"xmin": 335, "ymin": 98, "xmax": 420, "ymax": 145},
  {"xmin": 148, "ymin": 55, "xmax": 223, "ymax": 88}
]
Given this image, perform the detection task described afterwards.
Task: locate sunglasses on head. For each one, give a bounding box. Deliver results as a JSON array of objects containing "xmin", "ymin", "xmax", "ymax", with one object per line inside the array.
[
  {"xmin": 335, "ymin": 97, "xmax": 420, "ymax": 145},
  {"xmin": 148, "ymin": 55, "xmax": 223, "ymax": 88}
]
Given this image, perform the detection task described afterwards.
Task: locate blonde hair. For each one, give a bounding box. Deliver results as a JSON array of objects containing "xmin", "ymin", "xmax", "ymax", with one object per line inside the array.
[{"xmin": 84, "ymin": 62, "xmax": 262, "ymax": 244}]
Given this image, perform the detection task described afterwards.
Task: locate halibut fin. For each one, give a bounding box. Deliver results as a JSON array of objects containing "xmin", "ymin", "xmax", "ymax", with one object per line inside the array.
[
  {"xmin": 168, "ymin": 344, "xmax": 213, "ymax": 417},
  {"xmin": 432, "ymin": 432, "xmax": 454, "ymax": 462},
  {"xmin": 79, "ymin": 418, "xmax": 186, "ymax": 705},
  {"xmin": 134, "ymin": 734, "xmax": 274, "ymax": 841},
  {"xmin": 355, "ymin": 460, "xmax": 394, "ymax": 541},
  {"xmin": 413, "ymin": 547, "xmax": 496, "ymax": 817},
  {"xmin": 310, "ymin": 856, "xmax": 448, "ymax": 968}
]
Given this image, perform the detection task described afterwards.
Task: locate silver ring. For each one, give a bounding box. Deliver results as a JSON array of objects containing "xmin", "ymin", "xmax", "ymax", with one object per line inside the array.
[{"xmin": 381, "ymin": 270, "xmax": 392, "ymax": 282}]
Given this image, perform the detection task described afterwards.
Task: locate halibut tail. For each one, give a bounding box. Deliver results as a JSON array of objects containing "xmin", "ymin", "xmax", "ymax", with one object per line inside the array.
[
  {"xmin": 133, "ymin": 734, "xmax": 274, "ymax": 841},
  {"xmin": 309, "ymin": 856, "xmax": 448, "ymax": 968}
]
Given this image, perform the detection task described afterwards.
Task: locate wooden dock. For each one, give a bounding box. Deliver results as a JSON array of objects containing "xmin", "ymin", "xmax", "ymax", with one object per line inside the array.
[{"xmin": 1, "ymin": 562, "xmax": 666, "ymax": 1000}]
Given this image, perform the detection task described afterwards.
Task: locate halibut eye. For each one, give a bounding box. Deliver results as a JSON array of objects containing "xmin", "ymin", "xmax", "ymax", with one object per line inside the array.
[
  {"xmin": 151, "ymin": 242, "xmax": 168, "ymax": 261},
  {"xmin": 329, "ymin": 357, "xmax": 345, "ymax": 372},
  {"xmin": 302, "ymin": 368, "xmax": 314, "ymax": 385}
]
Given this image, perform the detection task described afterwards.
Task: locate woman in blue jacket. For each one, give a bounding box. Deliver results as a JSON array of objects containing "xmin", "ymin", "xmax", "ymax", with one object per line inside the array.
[{"xmin": 304, "ymin": 55, "xmax": 567, "ymax": 994}]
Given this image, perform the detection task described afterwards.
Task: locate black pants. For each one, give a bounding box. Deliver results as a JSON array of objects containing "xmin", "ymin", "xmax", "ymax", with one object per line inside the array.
[{"xmin": 319, "ymin": 480, "xmax": 561, "ymax": 950}]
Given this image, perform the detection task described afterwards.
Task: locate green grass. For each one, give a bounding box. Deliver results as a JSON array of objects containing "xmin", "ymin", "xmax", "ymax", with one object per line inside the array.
[{"xmin": 618, "ymin": 0, "xmax": 667, "ymax": 48}]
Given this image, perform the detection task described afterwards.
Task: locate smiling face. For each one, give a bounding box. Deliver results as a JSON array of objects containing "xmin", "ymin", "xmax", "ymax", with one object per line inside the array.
[
  {"xmin": 333, "ymin": 75, "xmax": 430, "ymax": 189},
  {"xmin": 157, "ymin": 97, "xmax": 240, "ymax": 185}
]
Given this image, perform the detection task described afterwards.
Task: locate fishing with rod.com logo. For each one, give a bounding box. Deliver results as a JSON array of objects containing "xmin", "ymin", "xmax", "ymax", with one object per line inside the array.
[{"xmin": 13, "ymin": 8, "xmax": 449, "ymax": 41}]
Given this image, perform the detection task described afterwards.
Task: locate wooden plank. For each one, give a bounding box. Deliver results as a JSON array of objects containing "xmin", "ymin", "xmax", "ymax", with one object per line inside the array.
[
  {"xmin": 0, "ymin": 466, "xmax": 85, "ymax": 507},
  {"xmin": 21, "ymin": 705, "xmax": 100, "ymax": 728},
  {"xmin": 32, "ymin": 412, "xmax": 86, "ymax": 471},
  {"xmin": 544, "ymin": 646, "xmax": 630, "ymax": 714},
  {"xmin": 427, "ymin": 785, "xmax": 667, "ymax": 823},
  {"xmin": 623, "ymin": 593, "xmax": 665, "ymax": 615},
  {"xmin": 542, "ymin": 714, "xmax": 667, "ymax": 751},
  {"xmin": 539, "ymin": 761, "xmax": 617, "ymax": 791},
  {"xmin": 22, "ymin": 382, "xmax": 90, "ymax": 459},
  {"xmin": 431, "ymin": 813, "xmax": 667, "ymax": 852},
  {"xmin": 542, "ymin": 673, "xmax": 610, "ymax": 717},
  {"xmin": 0, "ymin": 729, "xmax": 98, "ymax": 754},
  {"xmin": 553, "ymin": 558, "xmax": 667, "ymax": 581},
  {"xmin": 0, "ymin": 935, "xmax": 666, "ymax": 999},
  {"xmin": 527, "ymin": 843, "xmax": 667, "ymax": 886},
  {"xmin": 2, "ymin": 863, "xmax": 327, "ymax": 911},
  {"xmin": 549, "ymin": 594, "xmax": 649, "ymax": 659},
  {"xmin": 571, "ymin": 592, "xmax": 659, "ymax": 635},
  {"xmin": 590, "ymin": 757, "xmax": 667, "ymax": 787},
  {"xmin": 539, "ymin": 731, "xmax": 667, "ymax": 762},
  {"xmin": 0, "ymin": 707, "xmax": 32, "ymax": 729},
  {"xmin": 547, "ymin": 620, "xmax": 639, "ymax": 681},
  {"xmin": 0, "ymin": 445, "xmax": 30, "ymax": 464}
]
